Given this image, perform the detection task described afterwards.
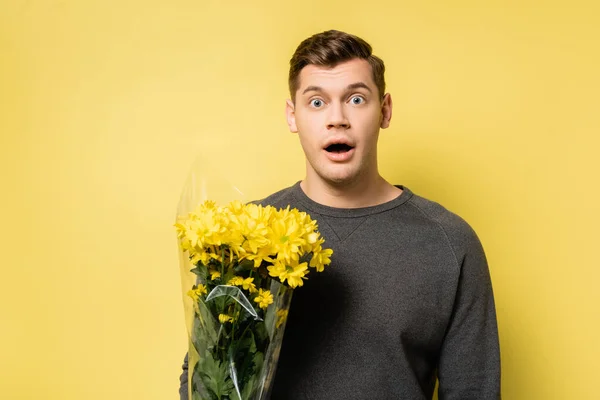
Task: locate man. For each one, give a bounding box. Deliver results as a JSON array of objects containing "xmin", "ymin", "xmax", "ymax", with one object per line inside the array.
[{"xmin": 180, "ymin": 29, "xmax": 500, "ymax": 399}]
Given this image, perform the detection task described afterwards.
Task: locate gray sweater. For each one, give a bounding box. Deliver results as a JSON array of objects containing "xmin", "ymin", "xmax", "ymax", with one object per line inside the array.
[{"xmin": 180, "ymin": 182, "xmax": 500, "ymax": 399}]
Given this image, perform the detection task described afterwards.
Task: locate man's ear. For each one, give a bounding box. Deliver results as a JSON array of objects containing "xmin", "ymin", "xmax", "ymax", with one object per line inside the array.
[
  {"xmin": 380, "ymin": 93, "xmax": 392, "ymax": 129},
  {"xmin": 286, "ymin": 99, "xmax": 298, "ymax": 133}
]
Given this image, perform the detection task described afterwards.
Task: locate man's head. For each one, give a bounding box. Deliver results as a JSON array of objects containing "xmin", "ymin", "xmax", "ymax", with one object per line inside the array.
[
  {"xmin": 288, "ymin": 30, "xmax": 386, "ymax": 103},
  {"xmin": 285, "ymin": 30, "xmax": 392, "ymax": 190}
]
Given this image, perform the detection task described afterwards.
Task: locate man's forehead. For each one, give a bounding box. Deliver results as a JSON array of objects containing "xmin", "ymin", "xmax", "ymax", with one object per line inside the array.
[{"xmin": 297, "ymin": 59, "xmax": 376, "ymax": 93}]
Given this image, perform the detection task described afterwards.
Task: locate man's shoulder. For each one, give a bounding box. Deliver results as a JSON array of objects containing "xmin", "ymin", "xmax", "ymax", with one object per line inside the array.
[
  {"xmin": 250, "ymin": 183, "xmax": 299, "ymax": 208},
  {"xmin": 404, "ymin": 188, "xmax": 481, "ymax": 249}
]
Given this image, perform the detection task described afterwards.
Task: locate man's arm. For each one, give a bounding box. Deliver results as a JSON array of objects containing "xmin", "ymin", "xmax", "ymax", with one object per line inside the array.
[
  {"xmin": 179, "ymin": 353, "xmax": 188, "ymax": 400},
  {"xmin": 437, "ymin": 228, "xmax": 501, "ymax": 399}
]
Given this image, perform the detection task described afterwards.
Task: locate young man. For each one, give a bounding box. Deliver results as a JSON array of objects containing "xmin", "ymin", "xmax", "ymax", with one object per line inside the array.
[{"xmin": 180, "ymin": 30, "xmax": 501, "ymax": 399}]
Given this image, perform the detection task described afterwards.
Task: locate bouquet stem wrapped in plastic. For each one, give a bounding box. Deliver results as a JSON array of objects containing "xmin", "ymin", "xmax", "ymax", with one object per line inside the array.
[{"xmin": 175, "ymin": 160, "xmax": 332, "ymax": 399}]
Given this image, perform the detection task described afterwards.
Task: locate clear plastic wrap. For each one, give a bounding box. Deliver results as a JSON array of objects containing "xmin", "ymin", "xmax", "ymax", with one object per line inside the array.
[{"xmin": 175, "ymin": 157, "xmax": 332, "ymax": 400}]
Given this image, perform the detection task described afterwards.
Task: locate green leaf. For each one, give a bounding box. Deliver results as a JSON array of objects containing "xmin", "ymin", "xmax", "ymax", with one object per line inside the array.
[
  {"xmin": 254, "ymin": 320, "xmax": 269, "ymax": 344},
  {"xmin": 253, "ymin": 350, "xmax": 264, "ymax": 375},
  {"xmin": 190, "ymin": 263, "xmax": 208, "ymax": 277},
  {"xmin": 229, "ymin": 329, "xmax": 265, "ymax": 399},
  {"xmin": 240, "ymin": 351, "xmax": 264, "ymax": 400},
  {"xmin": 200, "ymin": 351, "xmax": 234, "ymax": 399},
  {"xmin": 193, "ymin": 300, "xmax": 218, "ymax": 349},
  {"xmin": 192, "ymin": 361, "xmax": 213, "ymax": 399},
  {"xmin": 190, "ymin": 266, "xmax": 201, "ymax": 275}
]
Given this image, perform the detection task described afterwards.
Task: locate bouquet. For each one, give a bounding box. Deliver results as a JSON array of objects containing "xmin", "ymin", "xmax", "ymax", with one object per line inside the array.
[{"xmin": 176, "ymin": 199, "xmax": 333, "ymax": 400}]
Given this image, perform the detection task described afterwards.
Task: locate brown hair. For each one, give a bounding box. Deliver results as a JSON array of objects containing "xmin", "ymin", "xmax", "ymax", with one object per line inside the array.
[{"xmin": 288, "ymin": 30, "xmax": 386, "ymax": 102}]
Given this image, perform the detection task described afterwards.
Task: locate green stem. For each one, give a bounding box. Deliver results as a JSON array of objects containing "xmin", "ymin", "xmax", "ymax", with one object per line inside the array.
[
  {"xmin": 231, "ymin": 301, "xmax": 240, "ymax": 343},
  {"xmin": 220, "ymin": 246, "xmax": 225, "ymax": 282},
  {"xmin": 237, "ymin": 323, "xmax": 252, "ymax": 348}
]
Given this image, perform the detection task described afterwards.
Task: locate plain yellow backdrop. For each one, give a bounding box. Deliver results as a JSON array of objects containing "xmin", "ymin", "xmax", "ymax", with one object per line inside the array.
[{"xmin": 1, "ymin": 0, "xmax": 598, "ymax": 399}]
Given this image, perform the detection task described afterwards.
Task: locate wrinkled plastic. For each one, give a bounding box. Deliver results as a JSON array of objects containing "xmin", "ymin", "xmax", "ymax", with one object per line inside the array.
[
  {"xmin": 205, "ymin": 286, "xmax": 262, "ymax": 321},
  {"xmin": 176, "ymin": 156, "xmax": 293, "ymax": 400}
]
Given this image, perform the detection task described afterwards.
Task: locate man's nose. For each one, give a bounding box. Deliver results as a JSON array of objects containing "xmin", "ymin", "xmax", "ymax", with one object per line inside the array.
[{"xmin": 326, "ymin": 103, "xmax": 350, "ymax": 129}]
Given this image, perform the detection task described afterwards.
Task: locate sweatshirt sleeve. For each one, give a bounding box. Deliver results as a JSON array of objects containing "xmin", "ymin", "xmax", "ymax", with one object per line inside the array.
[
  {"xmin": 437, "ymin": 226, "xmax": 501, "ymax": 399},
  {"xmin": 179, "ymin": 353, "xmax": 188, "ymax": 400}
]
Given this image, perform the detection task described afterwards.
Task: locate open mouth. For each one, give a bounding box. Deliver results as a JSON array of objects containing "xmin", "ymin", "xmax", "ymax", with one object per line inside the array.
[{"xmin": 325, "ymin": 143, "xmax": 354, "ymax": 153}]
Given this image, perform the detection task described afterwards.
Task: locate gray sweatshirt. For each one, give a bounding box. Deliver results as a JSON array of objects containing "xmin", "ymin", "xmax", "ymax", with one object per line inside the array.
[{"xmin": 179, "ymin": 182, "xmax": 501, "ymax": 399}]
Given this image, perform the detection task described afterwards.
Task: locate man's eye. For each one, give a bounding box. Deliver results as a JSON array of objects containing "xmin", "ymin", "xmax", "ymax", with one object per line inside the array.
[
  {"xmin": 310, "ymin": 99, "xmax": 324, "ymax": 108},
  {"xmin": 350, "ymin": 96, "xmax": 364, "ymax": 105}
]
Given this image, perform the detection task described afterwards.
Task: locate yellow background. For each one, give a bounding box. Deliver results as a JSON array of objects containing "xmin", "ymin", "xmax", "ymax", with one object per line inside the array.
[{"xmin": 1, "ymin": 1, "xmax": 598, "ymax": 399}]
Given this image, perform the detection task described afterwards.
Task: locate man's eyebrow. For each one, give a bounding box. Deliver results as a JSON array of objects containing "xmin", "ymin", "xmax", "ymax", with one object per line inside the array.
[
  {"xmin": 346, "ymin": 82, "xmax": 372, "ymax": 92},
  {"xmin": 302, "ymin": 86, "xmax": 322, "ymax": 95},
  {"xmin": 301, "ymin": 82, "xmax": 372, "ymax": 95}
]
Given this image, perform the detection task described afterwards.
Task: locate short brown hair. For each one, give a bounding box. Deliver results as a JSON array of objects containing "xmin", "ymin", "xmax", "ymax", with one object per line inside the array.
[{"xmin": 288, "ymin": 30, "xmax": 386, "ymax": 102}]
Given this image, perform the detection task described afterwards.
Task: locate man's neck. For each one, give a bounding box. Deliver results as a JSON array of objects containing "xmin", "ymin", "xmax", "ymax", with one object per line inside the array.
[{"xmin": 300, "ymin": 175, "xmax": 403, "ymax": 209}]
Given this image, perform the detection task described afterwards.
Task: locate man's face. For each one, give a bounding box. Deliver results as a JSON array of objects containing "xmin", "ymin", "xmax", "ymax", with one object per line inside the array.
[{"xmin": 286, "ymin": 58, "xmax": 392, "ymax": 188}]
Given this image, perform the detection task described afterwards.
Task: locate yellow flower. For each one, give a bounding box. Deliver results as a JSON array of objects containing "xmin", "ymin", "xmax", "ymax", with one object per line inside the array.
[
  {"xmin": 268, "ymin": 209, "xmax": 307, "ymax": 265},
  {"xmin": 267, "ymin": 262, "xmax": 286, "ymax": 280},
  {"xmin": 208, "ymin": 251, "xmax": 222, "ymax": 262},
  {"xmin": 186, "ymin": 284, "xmax": 208, "ymax": 301},
  {"xmin": 268, "ymin": 261, "xmax": 308, "ymax": 288},
  {"xmin": 226, "ymin": 276, "xmax": 257, "ymax": 293},
  {"xmin": 227, "ymin": 200, "xmax": 245, "ymax": 216},
  {"xmin": 254, "ymin": 289, "xmax": 274, "ymax": 309},
  {"xmin": 229, "ymin": 203, "xmax": 273, "ymax": 266},
  {"xmin": 286, "ymin": 262, "xmax": 309, "ymax": 288},
  {"xmin": 218, "ymin": 314, "xmax": 233, "ymax": 324},
  {"xmin": 186, "ymin": 289, "xmax": 198, "ymax": 301},
  {"xmin": 243, "ymin": 247, "xmax": 275, "ymax": 268},
  {"xmin": 309, "ymin": 247, "xmax": 334, "ymax": 272},
  {"xmin": 276, "ymin": 309, "xmax": 289, "ymax": 328},
  {"xmin": 227, "ymin": 276, "xmax": 244, "ymax": 286},
  {"xmin": 306, "ymin": 232, "xmax": 319, "ymax": 244},
  {"xmin": 176, "ymin": 200, "xmax": 234, "ymax": 262},
  {"xmin": 241, "ymin": 277, "xmax": 257, "ymax": 293},
  {"xmin": 176, "ymin": 201, "xmax": 334, "ymax": 291},
  {"xmin": 189, "ymin": 250, "xmax": 209, "ymax": 266}
]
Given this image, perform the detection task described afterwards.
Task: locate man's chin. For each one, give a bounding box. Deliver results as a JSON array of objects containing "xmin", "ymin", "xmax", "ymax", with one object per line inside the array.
[
  {"xmin": 306, "ymin": 163, "xmax": 364, "ymax": 188},
  {"xmin": 319, "ymin": 173, "xmax": 360, "ymax": 188}
]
